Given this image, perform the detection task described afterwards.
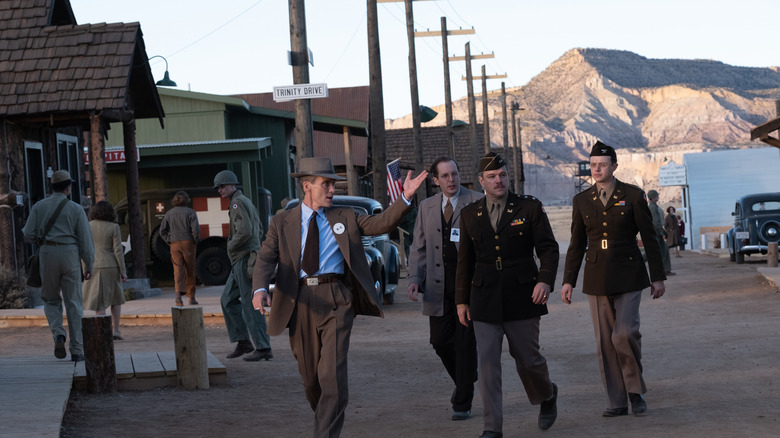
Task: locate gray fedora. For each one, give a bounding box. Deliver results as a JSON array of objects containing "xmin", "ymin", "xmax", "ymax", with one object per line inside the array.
[{"xmin": 290, "ymin": 157, "xmax": 346, "ymax": 180}]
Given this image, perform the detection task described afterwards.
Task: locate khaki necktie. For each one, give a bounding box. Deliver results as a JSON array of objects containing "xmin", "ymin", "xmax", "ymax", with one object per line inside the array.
[
  {"xmin": 600, "ymin": 189, "xmax": 608, "ymax": 206},
  {"xmin": 490, "ymin": 202, "xmax": 501, "ymax": 231},
  {"xmin": 302, "ymin": 212, "xmax": 319, "ymax": 276},
  {"xmin": 443, "ymin": 199, "xmax": 453, "ymax": 224}
]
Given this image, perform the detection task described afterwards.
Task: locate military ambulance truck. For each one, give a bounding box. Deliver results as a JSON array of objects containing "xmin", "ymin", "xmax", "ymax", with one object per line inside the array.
[{"xmin": 115, "ymin": 187, "xmax": 272, "ymax": 285}]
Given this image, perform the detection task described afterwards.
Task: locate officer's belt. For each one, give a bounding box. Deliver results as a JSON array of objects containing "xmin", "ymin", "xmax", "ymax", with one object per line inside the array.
[
  {"xmin": 42, "ymin": 240, "xmax": 73, "ymax": 246},
  {"xmin": 593, "ymin": 239, "xmax": 637, "ymax": 250},
  {"xmin": 476, "ymin": 257, "xmax": 534, "ymax": 271}
]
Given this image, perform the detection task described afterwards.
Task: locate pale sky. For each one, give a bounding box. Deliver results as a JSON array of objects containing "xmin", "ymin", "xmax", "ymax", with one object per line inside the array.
[{"xmin": 70, "ymin": 0, "xmax": 778, "ymax": 119}]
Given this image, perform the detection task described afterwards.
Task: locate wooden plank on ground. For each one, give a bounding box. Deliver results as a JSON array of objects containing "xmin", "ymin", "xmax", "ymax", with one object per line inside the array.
[
  {"xmin": 157, "ymin": 351, "xmax": 178, "ymax": 376},
  {"xmin": 130, "ymin": 352, "xmax": 165, "ymax": 378},
  {"xmin": 206, "ymin": 351, "xmax": 227, "ymax": 374},
  {"xmin": 115, "ymin": 352, "xmax": 134, "ymax": 379}
]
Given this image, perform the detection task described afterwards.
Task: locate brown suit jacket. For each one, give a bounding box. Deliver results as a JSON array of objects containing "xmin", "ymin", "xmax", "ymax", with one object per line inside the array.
[{"xmin": 252, "ymin": 198, "xmax": 411, "ymax": 336}]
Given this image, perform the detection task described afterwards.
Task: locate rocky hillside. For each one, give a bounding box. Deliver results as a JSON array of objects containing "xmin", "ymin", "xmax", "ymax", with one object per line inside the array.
[{"xmin": 386, "ymin": 48, "xmax": 780, "ymax": 204}]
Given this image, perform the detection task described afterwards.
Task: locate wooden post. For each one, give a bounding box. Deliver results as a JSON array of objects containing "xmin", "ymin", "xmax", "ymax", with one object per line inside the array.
[
  {"xmin": 289, "ymin": 0, "xmax": 314, "ymax": 164},
  {"xmin": 172, "ymin": 306, "xmax": 209, "ymax": 390},
  {"xmin": 404, "ymin": 0, "xmax": 425, "ymax": 196},
  {"xmin": 501, "ymin": 82, "xmax": 508, "ymax": 160},
  {"xmin": 123, "ymin": 119, "xmax": 147, "ymax": 279},
  {"xmin": 517, "ymin": 125, "xmax": 525, "ymax": 195},
  {"xmin": 768, "ymin": 242, "xmax": 778, "ymax": 267},
  {"xmin": 343, "ymin": 126, "xmax": 356, "ymax": 196},
  {"xmin": 510, "ymin": 103, "xmax": 519, "ymax": 193},
  {"xmin": 481, "ymin": 65, "xmax": 490, "ymax": 153},
  {"xmin": 367, "ymin": 0, "xmax": 388, "ymax": 205},
  {"xmin": 465, "ymin": 42, "xmax": 479, "ymax": 183},
  {"xmin": 82, "ymin": 315, "xmax": 117, "ymax": 394},
  {"xmin": 441, "ymin": 16, "xmax": 454, "ymax": 158},
  {"xmin": 89, "ymin": 113, "xmax": 108, "ymax": 203}
]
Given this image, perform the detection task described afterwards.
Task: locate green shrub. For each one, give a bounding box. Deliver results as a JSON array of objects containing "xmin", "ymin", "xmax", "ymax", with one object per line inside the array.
[{"xmin": 0, "ymin": 267, "xmax": 29, "ymax": 309}]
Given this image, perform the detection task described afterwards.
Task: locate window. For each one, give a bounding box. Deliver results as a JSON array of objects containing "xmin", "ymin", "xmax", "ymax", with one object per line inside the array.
[
  {"xmin": 56, "ymin": 134, "xmax": 81, "ymax": 204},
  {"xmin": 23, "ymin": 141, "xmax": 46, "ymax": 205}
]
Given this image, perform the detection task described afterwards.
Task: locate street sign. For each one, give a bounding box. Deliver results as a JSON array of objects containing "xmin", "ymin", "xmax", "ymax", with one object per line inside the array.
[
  {"xmin": 659, "ymin": 160, "xmax": 687, "ymax": 186},
  {"xmin": 83, "ymin": 149, "xmax": 137, "ymax": 164},
  {"xmin": 273, "ymin": 83, "xmax": 328, "ymax": 102}
]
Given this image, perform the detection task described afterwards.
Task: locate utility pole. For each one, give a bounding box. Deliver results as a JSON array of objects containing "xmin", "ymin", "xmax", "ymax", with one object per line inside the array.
[
  {"xmin": 404, "ymin": 0, "xmax": 425, "ymax": 189},
  {"xmin": 517, "ymin": 125, "xmax": 525, "ymax": 195},
  {"xmin": 414, "ymin": 20, "xmax": 475, "ymax": 158},
  {"xmin": 464, "ymin": 43, "xmax": 479, "ymax": 176},
  {"xmin": 289, "ymin": 0, "xmax": 314, "ymax": 163},
  {"xmin": 460, "ymin": 61, "xmax": 505, "ymax": 154},
  {"xmin": 367, "ymin": 0, "xmax": 387, "ymax": 205},
  {"xmin": 481, "ymin": 65, "xmax": 489, "ymax": 152},
  {"xmin": 501, "ymin": 82, "xmax": 508, "ymax": 161},
  {"xmin": 510, "ymin": 102, "xmax": 521, "ymax": 194}
]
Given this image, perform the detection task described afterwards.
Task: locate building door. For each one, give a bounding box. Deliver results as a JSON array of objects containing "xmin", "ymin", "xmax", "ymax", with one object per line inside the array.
[
  {"xmin": 56, "ymin": 134, "xmax": 81, "ymax": 205},
  {"xmin": 24, "ymin": 141, "xmax": 46, "ymax": 205}
]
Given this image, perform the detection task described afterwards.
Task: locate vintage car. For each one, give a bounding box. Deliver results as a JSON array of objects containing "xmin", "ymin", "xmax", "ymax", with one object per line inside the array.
[
  {"xmin": 285, "ymin": 196, "xmax": 401, "ymax": 304},
  {"xmin": 727, "ymin": 192, "xmax": 780, "ymax": 264}
]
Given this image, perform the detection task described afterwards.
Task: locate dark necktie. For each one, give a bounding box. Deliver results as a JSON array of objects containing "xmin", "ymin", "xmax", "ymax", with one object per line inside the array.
[
  {"xmin": 302, "ymin": 212, "xmax": 319, "ymax": 276},
  {"xmin": 443, "ymin": 199, "xmax": 453, "ymax": 224}
]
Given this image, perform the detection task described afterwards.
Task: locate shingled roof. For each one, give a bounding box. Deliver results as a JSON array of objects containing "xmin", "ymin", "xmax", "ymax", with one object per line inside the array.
[{"xmin": 0, "ymin": 0, "xmax": 163, "ymax": 125}]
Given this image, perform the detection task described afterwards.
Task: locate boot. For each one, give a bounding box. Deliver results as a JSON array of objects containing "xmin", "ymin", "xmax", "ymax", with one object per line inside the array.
[{"xmin": 174, "ymin": 292, "xmax": 183, "ymax": 306}]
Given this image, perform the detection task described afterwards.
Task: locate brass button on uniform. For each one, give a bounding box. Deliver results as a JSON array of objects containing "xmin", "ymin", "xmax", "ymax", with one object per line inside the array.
[
  {"xmin": 602, "ymin": 222, "xmax": 607, "ymax": 226},
  {"xmin": 494, "ymin": 235, "xmax": 499, "ymax": 240},
  {"xmin": 602, "ymin": 212, "xmax": 607, "ymax": 216},
  {"xmin": 495, "ymin": 246, "xmax": 500, "ymax": 251},
  {"xmin": 603, "ymin": 232, "xmax": 608, "ymax": 237}
]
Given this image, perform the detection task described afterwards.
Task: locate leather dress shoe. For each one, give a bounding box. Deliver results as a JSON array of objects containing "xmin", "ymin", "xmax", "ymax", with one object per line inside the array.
[
  {"xmin": 629, "ymin": 393, "xmax": 647, "ymax": 415},
  {"xmin": 54, "ymin": 335, "xmax": 66, "ymax": 359},
  {"xmin": 174, "ymin": 292, "xmax": 184, "ymax": 306},
  {"xmin": 479, "ymin": 431, "xmax": 502, "ymax": 438},
  {"xmin": 189, "ymin": 297, "xmax": 199, "ymax": 305},
  {"xmin": 538, "ymin": 382, "xmax": 558, "ymax": 430},
  {"xmin": 226, "ymin": 341, "xmax": 254, "ymax": 359},
  {"xmin": 451, "ymin": 410, "xmax": 470, "ymax": 421},
  {"xmin": 602, "ymin": 407, "xmax": 628, "ymax": 417},
  {"xmin": 71, "ymin": 354, "xmax": 85, "ymax": 362},
  {"xmin": 243, "ymin": 348, "xmax": 273, "ymax": 362}
]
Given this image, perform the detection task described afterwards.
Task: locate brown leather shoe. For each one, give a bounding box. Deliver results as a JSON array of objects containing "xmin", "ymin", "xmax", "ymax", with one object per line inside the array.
[
  {"xmin": 243, "ymin": 348, "xmax": 273, "ymax": 362},
  {"xmin": 174, "ymin": 292, "xmax": 184, "ymax": 306},
  {"xmin": 602, "ymin": 407, "xmax": 628, "ymax": 417}
]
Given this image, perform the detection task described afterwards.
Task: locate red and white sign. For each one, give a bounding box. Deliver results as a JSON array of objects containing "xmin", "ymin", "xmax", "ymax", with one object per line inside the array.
[
  {"xmin": 83, "ymin": 150, "xmax": 140, "ymax": 164},
  {"xmin": 193, "ymin": 196, "xmax": 230, "ymax": 238}
]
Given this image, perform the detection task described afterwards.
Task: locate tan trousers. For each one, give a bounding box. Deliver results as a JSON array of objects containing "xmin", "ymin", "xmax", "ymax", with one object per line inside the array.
[
  {"xmin": 289, "ymin": 280, "xmax": 354, "ymax": 438},
  {"xmin": 170, "ymin": 240, "xmax": 197, "ymax": 297}
]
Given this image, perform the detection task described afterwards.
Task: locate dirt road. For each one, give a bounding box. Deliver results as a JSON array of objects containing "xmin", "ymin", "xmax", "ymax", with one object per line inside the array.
[{"xmin": 2, "ymin": 251, "xmax": 778, "ymax": 437}]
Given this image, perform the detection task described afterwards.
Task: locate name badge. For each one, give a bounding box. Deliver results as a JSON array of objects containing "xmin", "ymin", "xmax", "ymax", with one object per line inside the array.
[{"xmin": 450, "ymin": 228, "xmax": 460, "ymax": 242}]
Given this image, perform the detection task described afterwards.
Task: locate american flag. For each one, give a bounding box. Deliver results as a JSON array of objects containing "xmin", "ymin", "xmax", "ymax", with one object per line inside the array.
[{"xmin": 386, "ymin": 159, "xmax": 404, "ymax": 204}]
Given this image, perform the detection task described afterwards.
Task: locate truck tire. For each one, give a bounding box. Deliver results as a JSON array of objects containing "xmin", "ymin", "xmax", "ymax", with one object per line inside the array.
[
  {"xmin": 151, "ymin": 227, "xmax": 171, "ymax": 262},
  {"xmin": 735, "ymin": 251, "xmax": 745, "ymax": 264},
  {"xmin": 197, "ymin": 247, "xmax": 231, "ymax": 285}
]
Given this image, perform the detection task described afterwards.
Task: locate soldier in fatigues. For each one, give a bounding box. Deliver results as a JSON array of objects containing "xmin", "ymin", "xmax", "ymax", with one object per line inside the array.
[
  {"xmin": 561, "ymin": 141, "xmax": 666, "ymax": 417},
  {"xmin": 456, "ymin": 153, "xmax": 559, "ymax": 438},
  {"xmin": 214, "ymin": 170, "xmax": 272, "ymax": 362},
  {"xmin": 22, "ymin": 170, "xmax": 94, "ymax": 362}
]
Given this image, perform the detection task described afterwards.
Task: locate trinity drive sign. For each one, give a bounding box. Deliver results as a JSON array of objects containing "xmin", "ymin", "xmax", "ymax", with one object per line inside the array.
[{"xmin": 273, "ymin": 83, "xmax": 329, "ymax": 102}]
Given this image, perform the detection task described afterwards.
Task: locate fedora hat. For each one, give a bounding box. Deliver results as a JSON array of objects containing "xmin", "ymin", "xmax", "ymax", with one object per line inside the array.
[
  {"xmin": 50, "ymin": 170, "xmax": 74, "ymax": 185},
  {"xmin": 290, "ymin": 157, "xmax": 346, "ymax": 180}
]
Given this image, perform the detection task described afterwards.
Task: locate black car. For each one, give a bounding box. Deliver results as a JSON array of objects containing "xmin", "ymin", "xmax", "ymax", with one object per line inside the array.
[
  {"xmin": 285, "ymin": 196, "xmax": 401, "ymax": 304},
  {"xmin": 727, "ymin": 192, "xmax": 780, "ymax": 264}
]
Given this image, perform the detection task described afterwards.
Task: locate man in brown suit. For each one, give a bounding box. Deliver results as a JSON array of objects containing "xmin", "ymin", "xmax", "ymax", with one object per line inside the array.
[
  {"xmin": 561, "ymin": 141, "xmax": 666, "ymax": 417},
  {"xmin": 252, "ymin": 157, "xmax": 427, "ymax": 437},
  {"xmin": 456, "ymin": 152, "xmax": 560, "ymax": 438}
]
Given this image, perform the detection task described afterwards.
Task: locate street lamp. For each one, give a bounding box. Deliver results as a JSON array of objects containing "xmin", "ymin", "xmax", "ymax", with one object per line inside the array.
[{"xmin": 149, "ymin": 55, "xmax": 177, "ymax": 87}]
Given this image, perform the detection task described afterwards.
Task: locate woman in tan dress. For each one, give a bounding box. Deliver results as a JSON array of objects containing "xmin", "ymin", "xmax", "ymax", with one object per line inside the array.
[{"xmin": 83, "ymin": 201, "xmax": 127, "ymax": 340}]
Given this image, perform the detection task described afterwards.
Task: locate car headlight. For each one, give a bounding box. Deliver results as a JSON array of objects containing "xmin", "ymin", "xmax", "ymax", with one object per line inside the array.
[{"xmin": 768, "ymin": 227, "xmax": 778, "ymax": 237}]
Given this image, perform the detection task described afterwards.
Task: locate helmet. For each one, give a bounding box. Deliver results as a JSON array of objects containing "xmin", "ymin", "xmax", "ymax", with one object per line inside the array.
[{"xmin": 213, "ymin": 170, "xmax": 239, "ymax": 189}]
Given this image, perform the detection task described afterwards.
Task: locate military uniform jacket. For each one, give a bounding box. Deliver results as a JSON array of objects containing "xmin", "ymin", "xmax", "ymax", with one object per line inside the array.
[
  {"xmin": 252, "ymin": 198, "xmax": 412, "ymax": 336},
  {"xmin": 455, "ymin": 192, "xmax": 559, "ymax": 323},
  {"xmin": 22, "ymin": 192, "xmax": 94, "ymax": 271},
  {"xmin": 227, "ymin": 190, "xmax": 262, "ymax": 264},
  {"xmin": 563, "ymin": 179, "xmax": 666, "ymax": 296},
  {"xmin": 408, "ymin": 187, "xmax": 483, "ymax": 316}
]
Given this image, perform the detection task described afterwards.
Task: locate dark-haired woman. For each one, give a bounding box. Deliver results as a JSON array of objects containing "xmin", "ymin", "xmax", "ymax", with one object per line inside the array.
[
  {"xmin": 83, "ymin": 200, "xmax": 127, "ymax": 340},
  {"xmin": 664, "ymin": 206, "xmax": 681, "ymax": 258}
]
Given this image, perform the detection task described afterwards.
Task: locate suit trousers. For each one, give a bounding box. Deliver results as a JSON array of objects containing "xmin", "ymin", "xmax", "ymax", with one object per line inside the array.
[
  {"xmin": 170, "ymin": 240, "xmax": 197, "ymax": 297},
  {"xmin": 474, "ymin": 318, "xmax": 554, "ymax": 432},
  {"xmin": 40, "ymin": 245, "xmax": 84, "ymax": 355},
  {"xmin": 220, "ymin": 254, "xmax": 270, "ymax": 349},
  {"xmin": 289, "ymin": 279, "xmax": 354, "ymax": 438},
  {"xmin": 429, "ymin": 293, "xmax": 477, "ymax": 411},
  {"xmin": 587, "ymin": 290, "xmax": 647, "ymax": 409}
]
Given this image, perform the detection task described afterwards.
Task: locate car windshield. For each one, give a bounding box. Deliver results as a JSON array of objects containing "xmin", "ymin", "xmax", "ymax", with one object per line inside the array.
[{"xmin": 750, "ymin": 201, "xmax": 780, "ymax": 212}]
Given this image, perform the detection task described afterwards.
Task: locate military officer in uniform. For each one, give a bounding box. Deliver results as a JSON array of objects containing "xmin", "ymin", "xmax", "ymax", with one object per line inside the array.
[
  {"xmin": 456, "ymin": 152, "xmax": 559, "ymax": 438},
  {"xmin": 561, "ymin": 141, "xmax": 666, "ymax": 417},
  {"xmin": 214, "ymin": 170, "xmax": 272, "ymax": 362},
  {"xmin": 22, "ymin": 170, "xmax": 94, "ymax": 362}
]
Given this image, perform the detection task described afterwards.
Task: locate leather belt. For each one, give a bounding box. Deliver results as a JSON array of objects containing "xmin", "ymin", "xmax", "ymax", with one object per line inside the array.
[
  {"xmin": 299, "ymin": 274, "xmax": 343, "ymax": 286},
  {"xmin": 597, "ymin": 239, "xmax": 636, "ymax": 250},
  {"xmin": 476, "ymin": 257, "xmax": 534, "ymax": 271},
  {"xmin": 43, "ymin": 240, "xmax": 72, "ymax": 246}
]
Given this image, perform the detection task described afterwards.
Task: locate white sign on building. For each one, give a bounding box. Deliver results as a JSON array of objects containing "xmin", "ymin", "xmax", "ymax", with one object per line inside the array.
[
  {"xmin": 659, "ymin": 160, "xmax": 687, "ymax": 186},
  {"xmin": 272, "ymin": 83, "xmax": 329, "ymax": 102}
]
